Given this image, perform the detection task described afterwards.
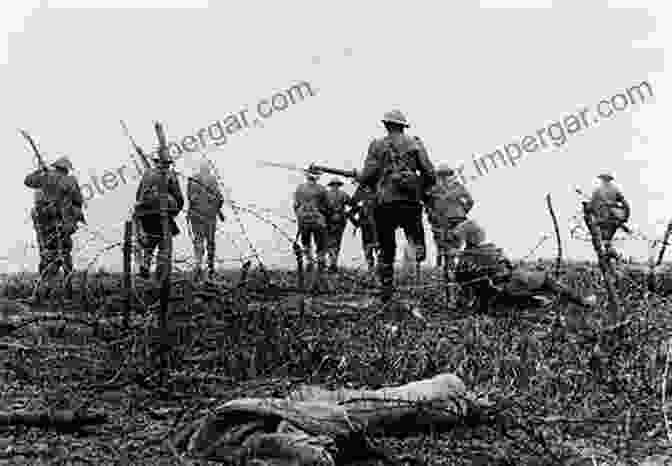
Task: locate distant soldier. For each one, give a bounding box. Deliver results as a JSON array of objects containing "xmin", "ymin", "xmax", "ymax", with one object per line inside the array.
[
  {"xmin": 589, "ymin": 173, "xmax": 630, "ymax": 259},
  {"xmin": 425, "ymin": 164, "xmax": 474, "ymax": 267},
  {"xmin": 353, "ymin": 110, "xmax": 436, "ymax": 302},
  {"xmin": 134, "ymin": 154, "xmax": 184, "ymax": 279},
  {"xmin": 350, "ymin": 183, "xmax": 378, "ymax": 270},
  {"xmin": 451, "ymin": 219, "xmax": 595, "ymax": 312},
  {"xmin": 325, "ymin": 178, "xmax": 352, "ymax": 272},
  {"xmin": 24, "ymin": 156, "xmax": 85, "ymax": 287},
  {"xmin": 187, "ymin": 161, "xmax": 224, "ymax": 279},
  {"xmin": 293, "ymin": 170, "xmax": 330, "ymax": 276}
]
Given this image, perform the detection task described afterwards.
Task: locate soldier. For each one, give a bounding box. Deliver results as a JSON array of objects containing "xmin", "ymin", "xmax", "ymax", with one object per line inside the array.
[
  {"xmin": 353, "ymin": 110, "xmax": 436, "ymax": 302},
  {"xmin": 325, "ymin": 178, "xmax": 352, "ymax": 272},
  {"xmin": 134, "ymin": 153, "xmax": 184, "ymax": 280},
  {"xmin": 425, "ymin": 164, "xmax": 474, "ymax": 267},
  {"xmin": 350, "ymin": 183, "xmax": 378, "ymax": 270},
  {"xmin": 589, "ymin": 173, "xmax": 630, "ymax": 260},
  {"xmin": 451, "ymin": 219, "xmax": 595, "ymax": 312},
  {"xmin": 293, "ymin": 170, "xmax": 330, "ymax": 277},
  {"xmin": 24, "ymin": 156, "xmax": 85, "ymax": 288},
  {"xmin": 187, "ymin": 161, "xmax": 224, "ymax": 279}
]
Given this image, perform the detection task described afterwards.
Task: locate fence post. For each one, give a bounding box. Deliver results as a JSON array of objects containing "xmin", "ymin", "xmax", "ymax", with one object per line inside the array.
[
  {"xmin": 123, "ymin": 220, "xmax": 132, "ymax": 328},
  {"xmin": 293, "ymin": 240, "xmax": 305, "ymax": 318}
]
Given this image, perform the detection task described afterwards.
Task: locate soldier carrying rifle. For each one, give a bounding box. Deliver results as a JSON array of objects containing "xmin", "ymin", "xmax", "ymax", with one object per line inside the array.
[
  {"xmin": 324, "ymin": 177, "xmax": 353, "ymax": 272},
  {"xmin": 293, "ymin": 169, "xmax": 330, "ymax": 280},
  {"xmin": 350, "ymin": 183, "xmax": 379, "ymax": 271},
  {"xmin": 588, "ymin": 173, "xmax": 630, "ymax": 261}
]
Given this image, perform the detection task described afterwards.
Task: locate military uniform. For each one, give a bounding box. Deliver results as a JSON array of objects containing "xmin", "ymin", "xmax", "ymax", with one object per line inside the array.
[
  {"xmin": 293, "ymin": 171, "xmax": 330, "ymax": 273},
  {"xmin": 589, "ymin": 174, "xmax": 630, "ymax": 259},
  {"xmin": 134, "ymin": 157, "xmax": 184, "ymax": 279},
  {"xmin": 188, "ymin": 162, "xmax": 224, "ymax": 279},
  {"xmin": 354, "ymin": 110, "xmax": 436, "ymax": 301},
  {"xmin": 425, "ymin": 164, "xmax": 474, "ymax": 267},
  {"xmin": 324, "ymin": 178, "xmax": 351, "ymax": 272},
  {"xmin": 24, "ymin": 157, "xmax": 84, "ymax": 280},
  {"xmin": 350, "ymin": 183, "xmax": 378, "ymax": 270},
  {"xmin": 452, "ymin": 220, "xmax": 595, "ymax": 312}
]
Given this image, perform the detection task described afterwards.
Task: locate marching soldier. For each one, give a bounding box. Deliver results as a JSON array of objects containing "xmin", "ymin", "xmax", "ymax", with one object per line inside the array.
[
  {"xmin": 134, "ymin": 153, "xmax": 184, "ymax": 280},
  {"xmin": 353, "ymin": 110, "xmax": 436, "ymax": 302},
  {"xmin": 589, "ymin": 173, "xmax": 630, "ymax": 260},
  {"xmin": 293, "ymin": 169, "xmax": 330, "ymax": 278},
  {"xmin": 451, "ymin": 219, "xmax": 595, "ymax": 313},
  {"xmin": 325, "ymin": 178, "xmax": 352, "ymax": 272},
  {"xmin": 350, "ymin": 183, "xmax": 378, "ymax": 270},
  {"xmin": 425, "ymin": 164, "xmax": 474, "ymax": 267},
  {"xmin": 187, "ymin": 161, "xmax": 224, "ymax": 280},
  {"xmin": 24, "ymin": 156, "xmax": 85, "ymax": 291}
]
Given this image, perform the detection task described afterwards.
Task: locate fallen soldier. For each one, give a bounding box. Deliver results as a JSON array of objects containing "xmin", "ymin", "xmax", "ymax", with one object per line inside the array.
[
  {"xmin": 175, "ymin": 372, "xmax": 491, "ymax": 465},
  {"xmin": 450, "ymin": 220, "xmax": 596, "ymax": 312}
]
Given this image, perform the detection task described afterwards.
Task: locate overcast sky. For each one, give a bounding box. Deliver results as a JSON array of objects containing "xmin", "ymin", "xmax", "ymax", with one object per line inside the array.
[{"xmin": 0, "ymin": 0, "xmax": 667, "ymax": 273}]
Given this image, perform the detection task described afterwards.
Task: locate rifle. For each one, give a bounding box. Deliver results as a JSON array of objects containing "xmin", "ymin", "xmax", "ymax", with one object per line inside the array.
[
  {"xmin": 19, "ymin": 129, "xmax": 47, "ymax": 170},
  {"xmin": 656, "ymin": 220, "xmax": 672, "ymax": 266},
  {"xmin": 307, "ymin": 164, "xmax": 357, "ymax": 179},
  {"xmin": 121, "ymin": 120, "xmax": 152, "ymax": 171}
]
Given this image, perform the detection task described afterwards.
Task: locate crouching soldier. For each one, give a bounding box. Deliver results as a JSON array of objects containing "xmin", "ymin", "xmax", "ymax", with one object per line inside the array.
[
  {"xmin": 589, "ymin": 173, "xmax": 630, "ymax": 260},
  {"xmin": 325, "ymin": 178, "xmax": 352, "ymax": 272},
  {"xmin": 293, "ymin": 170, "xmax": 330, "ymax": 277},
  {"xmin": 24, "ymin": 156, "xmax": 85, "ymax": 295},
  {"xmin": 188, "ymin": 161, "xmax": 224, "ymax": 280},
  {"xmin": 350, "ymin": 183, "xmax": 378, "ymax": 270},
  {"xmin": 134, "ymin": 154, "xmax": 184, "ymax": 280},
  {"xmin": 451, "ymin": 219, "xmax": 596, "ymax": 313}
]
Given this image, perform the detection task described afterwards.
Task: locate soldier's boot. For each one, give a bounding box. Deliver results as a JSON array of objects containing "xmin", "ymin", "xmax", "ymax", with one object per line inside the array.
[{"xmin": 378, "ymin": 262, "xmax": 394, "ymax": 303}]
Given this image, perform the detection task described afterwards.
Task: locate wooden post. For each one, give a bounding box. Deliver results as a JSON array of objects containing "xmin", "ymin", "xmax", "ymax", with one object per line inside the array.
[
  {"xmin": 123, "ymin": 220, "xmax": 132, "ymax": 328},
  {"xmin": 545, "ymin": 194, "xmax": 563, "ymax": 279},
  {"xmin": 582, "ymin": 201, "xmax": 620, "ymax": 321},
  {"xmin": 293, "ymin": 240, "xmax": 305, "ymax": 318},
  {"xmin": 155, "ymin": 121, "xmax": 173, "ymax": 383}
]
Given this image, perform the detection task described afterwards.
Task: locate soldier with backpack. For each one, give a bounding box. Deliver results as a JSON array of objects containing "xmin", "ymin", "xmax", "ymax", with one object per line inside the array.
[
  {"xmin": 324, "ymin": 178, "xmax": 352, "ymax": 272},
  {"xmin": 134, "ymin": 154, "xmax": 184, "ymax": 279},
  {"xmin": 451, "ymin": 219, "xmax": 596, "ymax": 312},
  {"xmin": 25, "ymin": 156, "xmax": 85, "ymax": 300},
  {"xmin": 349, "ymin": 183, "xmax": 378, "ymax": 270},
  {"xmin": 293, "ymin": 170, "xmax": 330, "ymax": 277},
  {"xmin": 187, "ymin": 161, "xmax": 225, "ymax": 280},
  {"xmin": 589, "ymin": 173, "xmax": 630, "ymax": 260},
  {"xmin": 352, "ymin": 110, "xmax": 436, "ymax": 302}
]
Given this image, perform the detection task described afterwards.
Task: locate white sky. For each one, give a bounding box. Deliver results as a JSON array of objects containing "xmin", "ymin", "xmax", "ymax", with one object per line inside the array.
[{"xmin": 0, "ymin": 0, "xmax": 668, "ymax": 272}]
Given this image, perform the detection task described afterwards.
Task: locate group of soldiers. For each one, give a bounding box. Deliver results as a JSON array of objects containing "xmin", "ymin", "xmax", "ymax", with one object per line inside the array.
[
  {"xmin": 294, "ymin": 109, "xmax": 632, "ymax": 307},
  {"xmin": 25, "ymin": 151, "xmax": 226, "ymax": 291},
  {"xmin": 24, "ymin": 110, "xmax": 632, "ymax": 311}
]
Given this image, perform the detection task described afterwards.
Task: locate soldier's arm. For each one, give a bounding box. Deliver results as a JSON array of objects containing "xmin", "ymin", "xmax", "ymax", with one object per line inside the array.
[
  {"xmin": 414, "ymin": 137, "xmax": 436, "ymax": 189},
  {"xmin": 24, "ymin": 169, "xmax": 48, "ymax": 189},
  {"xmin": 170, "ymin": 174, "xmax": 185, "ymax": 212},
  {"xmin": 355, "ymin": 139, "xmax": 381, "ymax": 188},
  {"xmin": 617, "ymin": 191, "xmax": 631, "ymax": 218},
  {"xmin": 460, "ymin": 185, "xmax": 475, "ymax": 213},
  {"xmin": 70, "ymin": 178, "xmax": 84, "ymax": 207}
]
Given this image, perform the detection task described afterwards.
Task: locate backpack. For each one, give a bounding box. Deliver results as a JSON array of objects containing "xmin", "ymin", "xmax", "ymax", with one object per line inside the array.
[
  {"xmin": 296, "ymin": 201, "xmax": 326, "ymax": 229},
  {"xmin": 379, "ymin": 137, "xmax": 421, "ymax": 199},
  {"xmin": 138, "ymin": 183, "xmax": 162, "ymax": 212}
]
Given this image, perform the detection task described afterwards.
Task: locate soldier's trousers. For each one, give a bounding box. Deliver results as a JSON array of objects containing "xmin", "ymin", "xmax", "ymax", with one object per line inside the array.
[
  {"xmin": 374, "ymin": 201, "xmax": 426, "ymax": 266},
  {"xmin": 189, "ymin": 213, "xmax": 217, "ymax": 271},
  {"xmin": 36, "ymin": 225, "xmax": 74, "ymax": 277},
  {"xmin": 138, "ymin": 214, "xmax": 172, "ymax": 278},
  {"xmin": 326, "ymin": 223, "xmax": 346, "ymax": 268},
  {"xmin": 374, "ymin": 201, "xmax": 426, "ymax": 300},
  {"xmin": 299, "ymin": 225, "xmax": 327, "ymax": 269},
  {"xmin": 360, "ymin": 222, "xmax": 378, "ymax": 268}
]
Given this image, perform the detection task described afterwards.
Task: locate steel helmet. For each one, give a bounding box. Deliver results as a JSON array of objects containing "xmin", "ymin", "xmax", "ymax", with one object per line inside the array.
[
  {"xmin": 327, "ymin": 177, "xmax": 344, "ymax": 186},
  {"xmin": 436, "ymin": 164, "xmax": 455, "ymax": 176},
  {"xmin": 51, "ymin": 156, "xmax": 73, "ymax": 171},
  {"xmin": 454, "ymin": 219, "xmax": 486, "ymax": 246},
  {"xmin": 597, "ymin": 173, "xmax": 614, "ymax": 182},
  {"xmin": 381, "ymin": 110, "xmax": 410, "ymax": 128}
]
